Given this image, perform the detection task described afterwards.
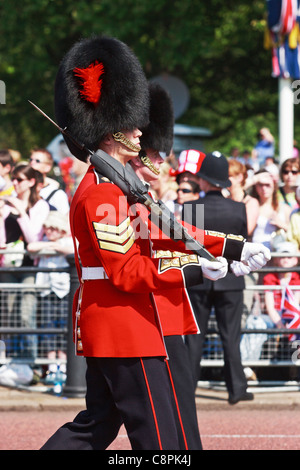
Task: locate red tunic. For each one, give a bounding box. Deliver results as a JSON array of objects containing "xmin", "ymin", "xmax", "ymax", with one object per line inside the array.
[
  {"xmin": 132, "ymin": 202, "xmax": 199, "ymax": 336},
  {"xmin": 70, "ymin": 166, "xmax": 245, "ymax": 357}
]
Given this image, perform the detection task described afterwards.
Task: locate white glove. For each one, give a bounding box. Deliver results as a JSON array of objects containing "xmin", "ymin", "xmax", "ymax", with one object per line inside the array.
[
  {"xmin": 201, "ymin": 256, "xmax": 228, "ymax": 281},
  {"xmin": 230, "ymin": 260, "xmax": 251, "ymax": 277},
  {"xmin": 241, "ymin": 242, "xmax": 271, "ymax": 270}
]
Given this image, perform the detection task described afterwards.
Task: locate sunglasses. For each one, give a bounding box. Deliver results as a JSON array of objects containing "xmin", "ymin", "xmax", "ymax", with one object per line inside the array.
[
  {"xmin": 177, "ymin": 188, "xmax": 193, "ymax": 194},
  {"xmin": 43, "ymin": 225, "xmax": 60, "ymax": 231},
  {"xmin": 12, "ymin": 177, "xmax": 27, "ymax": 183},
  {"xmin": 256, "ymin": 183, "xmax": 272, "ymax": 189},
  {"xmin": 282, "ymin": 170, "xmax": 298, "ymax": 175}
]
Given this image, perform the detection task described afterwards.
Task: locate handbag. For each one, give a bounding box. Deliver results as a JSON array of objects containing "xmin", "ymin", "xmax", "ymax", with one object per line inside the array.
[{"xmin": 1, "ymin": 239, "xmax": 25, "ymax": 267}]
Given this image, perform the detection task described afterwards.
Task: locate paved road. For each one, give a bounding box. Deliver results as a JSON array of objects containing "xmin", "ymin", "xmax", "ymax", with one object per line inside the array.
[
  {"xmin": 0, "ymin": 385, "xmax": 299, "ymax": 451},
  {"xmin": 1, "ymin": 407, "xmax": 299, "ymax": 450}
]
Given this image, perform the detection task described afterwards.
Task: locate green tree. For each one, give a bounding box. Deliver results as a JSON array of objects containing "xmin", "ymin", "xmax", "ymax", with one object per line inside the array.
[{"xmin": 0, "ymin": 0, "xmax": 292, "ymax": 158}]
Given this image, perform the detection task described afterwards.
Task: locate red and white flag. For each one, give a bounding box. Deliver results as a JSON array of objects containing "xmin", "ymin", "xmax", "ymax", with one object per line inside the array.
[
  {"xmin": 266, "ymin": 0, "xmax": 300, "ymax": 78},
  {"xmin": 281, "ymin": 286, "xmax": 300, "ymax": 341},
  {"xmin": 267, "ymin": 0, "xmax": 297, "ymax": 34}
]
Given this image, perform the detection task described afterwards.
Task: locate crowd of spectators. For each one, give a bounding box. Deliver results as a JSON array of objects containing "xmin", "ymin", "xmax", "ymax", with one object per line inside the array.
[
  {"xmin": 149, "ymin": 128, "xmax": 300, "ymax": 381},
  {"xmin": 152, "ymin": 130, "xmax": 300, "ymax": 255},
  {"xmin": 0, "ymin": 146, "xmax": 78, "ymax": 372}
]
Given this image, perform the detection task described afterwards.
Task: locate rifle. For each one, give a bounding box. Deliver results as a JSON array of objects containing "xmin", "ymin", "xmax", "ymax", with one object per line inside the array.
[{"xmin": 28, "ymin": 101, "xmax": 216, "ymax": 261}]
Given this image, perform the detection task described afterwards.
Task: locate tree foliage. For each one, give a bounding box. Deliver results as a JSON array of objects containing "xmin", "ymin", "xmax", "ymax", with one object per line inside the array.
[{"xmin": 0, "ymin": 0, "xmax": 294, "ymax": 157}]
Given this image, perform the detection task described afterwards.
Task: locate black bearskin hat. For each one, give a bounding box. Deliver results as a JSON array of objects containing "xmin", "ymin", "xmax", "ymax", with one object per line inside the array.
[
  {"xmin": 139, "ymin": 82, "xmax": 174, "ymax": 155},
  {"xmin": 55, "ymin": 35, "xmax": 150, "ymax": 161}
]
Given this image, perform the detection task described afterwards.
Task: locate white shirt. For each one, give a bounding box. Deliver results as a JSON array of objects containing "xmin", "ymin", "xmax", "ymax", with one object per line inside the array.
[
  {"xmin": 40, "ymin": 184, "xmax": 70, "ymax": 214},
  {"xmin": 35, "ymin": 236, "xmax": 73, "ymax": 298}
]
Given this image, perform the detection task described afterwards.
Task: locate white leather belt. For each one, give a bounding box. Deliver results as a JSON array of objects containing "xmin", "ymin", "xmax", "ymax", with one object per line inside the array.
[{"xmin": 81, "ymin": 267, "xmax": 108, "ymax": 280}]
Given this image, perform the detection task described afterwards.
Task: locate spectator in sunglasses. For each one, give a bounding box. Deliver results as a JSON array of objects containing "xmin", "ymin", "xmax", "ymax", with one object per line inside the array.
[
  {"xmin": 166, "ymin": 179, "xmax": 200, "ymax": 219},
  {"xmin": 287, "ymin": 186, "xmax": 300, "ymax": 250},
  {"xmin": 177, "ymin": 180, "xmax": 200, "ymax": 203},
  {"xmin": 277, "ymin": 158, "xmax": 300, "ymax": 213},
  {"xmin": 29, "ymin": 148, "xmax": 69, "ymax": 214},
  {"xmin": 228, "ymin": 159, "xmax": 259, "ymax": 237}
]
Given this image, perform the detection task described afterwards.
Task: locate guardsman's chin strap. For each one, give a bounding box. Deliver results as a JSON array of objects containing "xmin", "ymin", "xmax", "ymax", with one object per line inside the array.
[
  {"xmin": 139, "ymin": 150, "xmax": 160, "ymax": 176},
  {"xmin": 112, "ymin": 132, "xmax": 141, "ymax": 152}
]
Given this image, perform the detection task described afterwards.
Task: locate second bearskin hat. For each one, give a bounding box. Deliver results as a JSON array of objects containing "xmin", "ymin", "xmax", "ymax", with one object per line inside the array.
[
  {"xmin": 55, "ymin": 35, "xmax": 150, "ymax": 161},
  {"xmin": 139, "ymin": 82, "xmax": 174, "ymax": 155}
]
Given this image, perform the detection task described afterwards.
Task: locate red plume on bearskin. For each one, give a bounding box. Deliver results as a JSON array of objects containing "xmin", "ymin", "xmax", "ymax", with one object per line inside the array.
[{"xmin": 73, "ymin": 61, "xmax": 104, "ymax": 105}]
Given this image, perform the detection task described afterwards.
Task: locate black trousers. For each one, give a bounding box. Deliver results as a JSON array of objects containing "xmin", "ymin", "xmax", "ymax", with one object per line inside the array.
[
  {"xmin": 41, "ymin": 356, "xmax": 184, "ymax": 450},
  {"xmin": 185, "ymin": 289, "xmax": 247, "ymax": 401},
  {"xmin": 164, "ymin": 335, "xmax": 202, "ymax": 450}
]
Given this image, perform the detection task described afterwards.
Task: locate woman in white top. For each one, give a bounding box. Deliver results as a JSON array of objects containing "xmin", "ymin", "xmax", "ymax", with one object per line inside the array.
[
  {"xmin": 0, "ymin": 163, "xmax": 50, "ymax": 358},
  {"xmin": 250, "ymin": 170, "xmax": 290, "ymax": 250},
  {"xmin": 228, "ymin": 159, "xmax": 259, "ymax": 238},
  {"xmin": 29, "ymin": 148, "xmax": 70, "ymax": 214}
]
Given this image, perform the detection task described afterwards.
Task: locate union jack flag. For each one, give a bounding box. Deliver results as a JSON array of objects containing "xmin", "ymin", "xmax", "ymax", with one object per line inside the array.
[
  {"xmin": 280, "ymin": 286, "xmax": 300, "ymax": 341},
  {"xmin": 267, "ymin": 0, "xmax": 297, "ymax": 35},
  {"xmin": 265, "ymin": 0, "xmax": 300, "ymax": 79}
]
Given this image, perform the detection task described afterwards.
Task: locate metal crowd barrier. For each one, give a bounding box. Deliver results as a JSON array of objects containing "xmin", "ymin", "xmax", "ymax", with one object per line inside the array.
[
  {"xmin": 0, "ymin": 253, "xmax": 86, "ymax": 397},
  {"xmin": 201, "ymin": 264, "xmax": 300, "ymax": 373}
]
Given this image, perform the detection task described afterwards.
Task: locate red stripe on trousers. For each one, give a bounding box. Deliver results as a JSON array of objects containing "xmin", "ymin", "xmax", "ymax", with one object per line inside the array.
[
  {"xmin": 165, "ymin": 359, "xmax": 189, "ymax": 450},
  {"xmin": 139, "ymin": 358, "xmax": 163, "ymax": 450}
]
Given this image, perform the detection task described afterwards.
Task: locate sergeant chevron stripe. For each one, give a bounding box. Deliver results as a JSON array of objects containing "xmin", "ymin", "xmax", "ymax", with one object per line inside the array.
[{"xmin": 93, "ymin": 217, "xmax": 134, "ymax": 254}]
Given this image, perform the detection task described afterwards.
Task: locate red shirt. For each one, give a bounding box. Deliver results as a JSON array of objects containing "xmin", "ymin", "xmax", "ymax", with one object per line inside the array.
[{"xmin": 263, "ymin": 272, "xmax": 300, "ymax": 310}]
